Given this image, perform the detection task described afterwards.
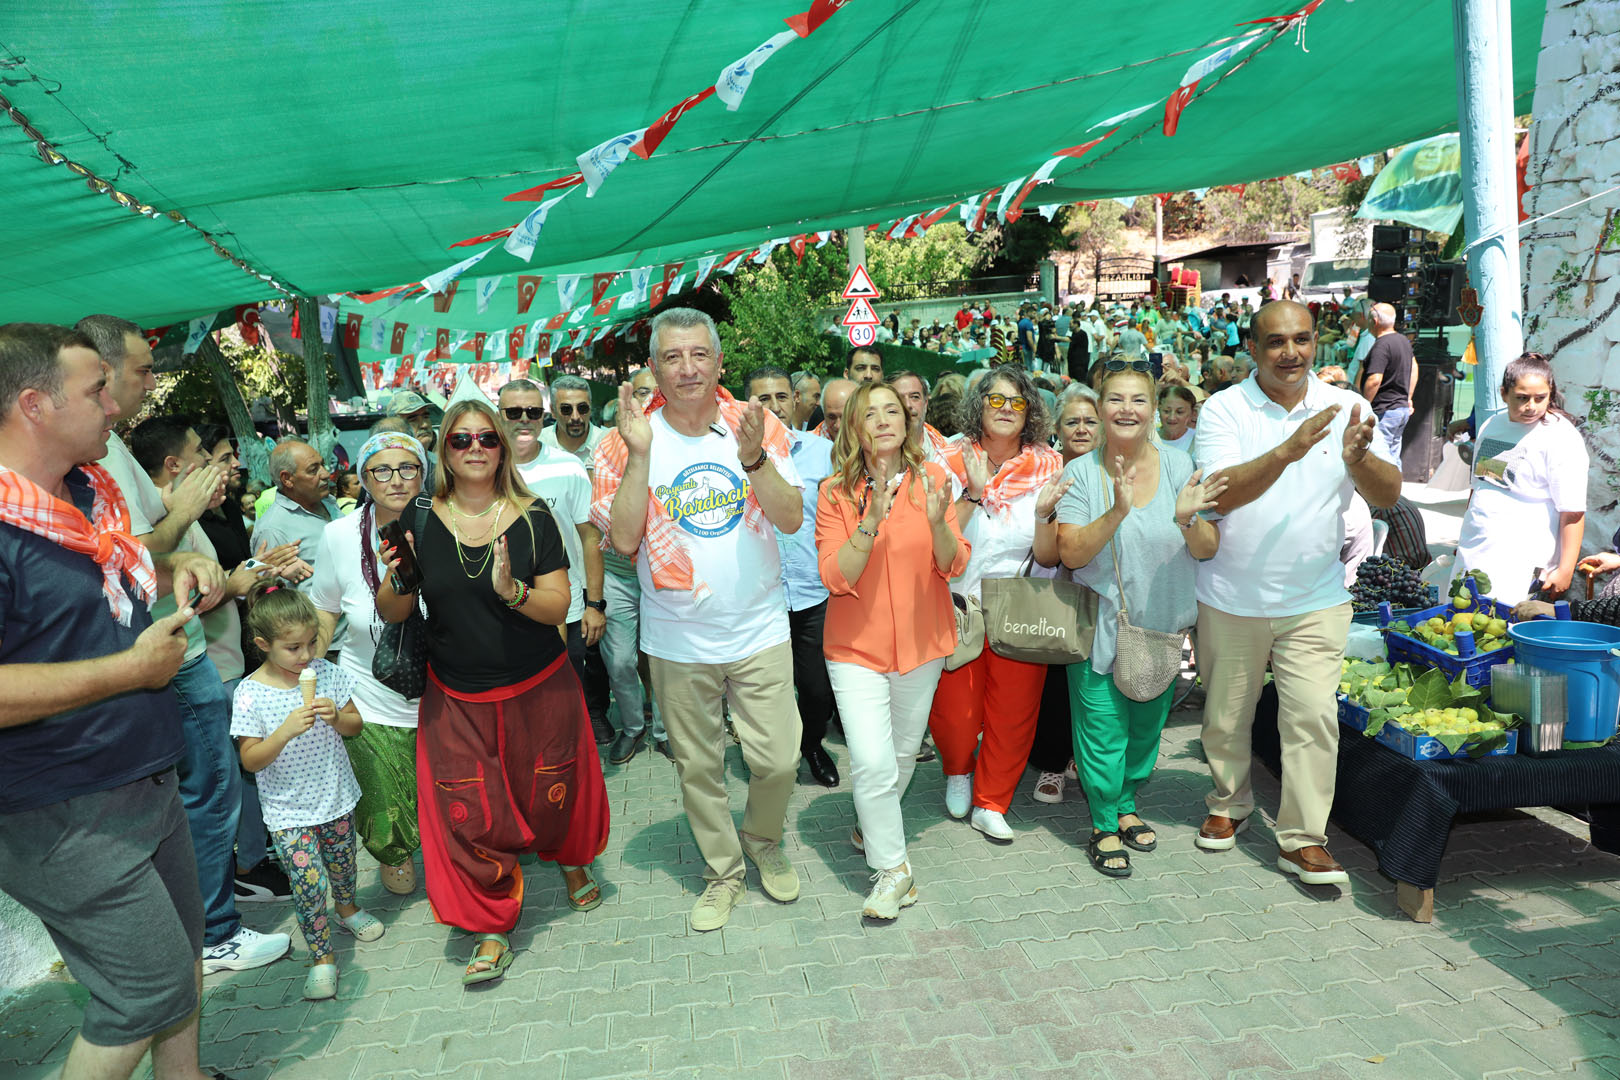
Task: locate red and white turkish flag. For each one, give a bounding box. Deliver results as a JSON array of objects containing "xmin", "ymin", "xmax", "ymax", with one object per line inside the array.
[
  {"xmin": 432, "ymin": 281, "xmax": 459, "ymax": 312},
  {"xmin": 434, "ymin": 328, "xmax": 450, "ymax": 355},
  {"xmin": 546, "ymin": 312, "xmax": 568, "ymax": 331},
  {"xmin": 631, "ymin": 87, "xmax": 716, "ymax": 160},
  {"xmin": 389, "ymin": 322, "xmax": 408, "ymax": 354},
  {"xmin": 1163, "ymin": 81, "xmax": 1199, "ymax": 138},
  {"xmin": 591, "ymin": 273, "xmax": 616, "ymax": 306},
  {"xmin": 474, "ymin": 332, "xmax": 487, "ymax": 362},
  {"xmin": 342, "ymin": 313, "xmax": 363, "ymax": 349},
  {"xmin": 509, "ymin": 324, "xmax": 527, "ymax": 360},
  {"xmin": 535, "ymin": 333, "xmax": 552, "ymax": 358},
  {"xmin": 517, "ymin": 275, "xmax": 542, "ymax": 315},
  {"xmin": 234, "ymin": 305, "xmax": 262, "ymax": 346},
  {"xmin": 785, "ymin": 0, "xmax": 848, "ymax": 38}
]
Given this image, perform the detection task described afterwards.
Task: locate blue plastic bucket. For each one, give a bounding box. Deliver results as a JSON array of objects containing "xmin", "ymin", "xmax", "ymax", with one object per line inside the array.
[{"xmin": 1507, "ymin": 619, "xmax": 1620, "ymax": 743}]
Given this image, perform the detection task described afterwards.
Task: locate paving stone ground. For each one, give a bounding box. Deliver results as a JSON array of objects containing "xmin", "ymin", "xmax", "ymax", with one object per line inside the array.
[{"xmin": 4, "ymin": 697, "xmax": 1619, "ymax": 1080}]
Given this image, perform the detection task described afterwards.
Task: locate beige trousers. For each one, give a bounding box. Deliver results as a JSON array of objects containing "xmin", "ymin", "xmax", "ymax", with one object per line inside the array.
[
  {"xmin": 1196, "ymin": 602, "xmax": 1351, "ymax": 851},
  {"xmin": 648, "ymin": 642, "xmax": 802, "ymax": 884}
]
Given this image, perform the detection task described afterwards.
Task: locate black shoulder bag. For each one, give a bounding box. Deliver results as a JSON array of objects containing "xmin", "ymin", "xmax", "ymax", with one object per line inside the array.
[{"xmin": 367, "ymin": 497, "xmax": 431, "ymax": 700}]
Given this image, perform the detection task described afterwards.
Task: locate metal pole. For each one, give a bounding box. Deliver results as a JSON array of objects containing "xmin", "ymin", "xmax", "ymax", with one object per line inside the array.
[
  {"xmin": 1452, "ymin": 0, "xmax": 1522, "ymax": 421},
  {"xmin": 845, "ymin": 227, "xmax": 867, "ymax": 275}
]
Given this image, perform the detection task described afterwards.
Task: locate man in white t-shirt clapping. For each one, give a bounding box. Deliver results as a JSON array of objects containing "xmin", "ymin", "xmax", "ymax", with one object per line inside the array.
[
  {"xmin": 592, "ymin": 308, "xmax": 806, "ymax": 932},
  {"xmin": 1192, "ymin": 301, "xmax": 1401, "ymax": 887}
]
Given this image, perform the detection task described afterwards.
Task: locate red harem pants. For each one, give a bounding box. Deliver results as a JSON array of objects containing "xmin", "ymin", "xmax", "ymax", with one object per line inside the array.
[
  {"xmin": 416, "ymin": 654, "xmax": 610, "ymax": 933},
  {"xmin": 927, "ymin": 642, "xmax": 1046, "ymax": 814}
]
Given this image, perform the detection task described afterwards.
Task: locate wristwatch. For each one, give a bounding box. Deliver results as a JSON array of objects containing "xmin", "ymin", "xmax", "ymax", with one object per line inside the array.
[{"xmin": 585, "ymin": 598, "xmax": 607, "ymax": 612}]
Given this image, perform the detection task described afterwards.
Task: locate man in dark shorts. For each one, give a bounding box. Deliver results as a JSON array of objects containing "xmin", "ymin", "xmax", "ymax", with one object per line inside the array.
[
  {"xmin": 0, "ymin": 323, "xmax": 239, "ymax": 1079},
  {"xmin": 1359, "ymin": 302, "xmax": 1417, "ymax": 463}
]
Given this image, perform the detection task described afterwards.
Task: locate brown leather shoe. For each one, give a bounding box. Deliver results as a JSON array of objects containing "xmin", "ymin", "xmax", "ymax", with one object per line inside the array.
[
  {"xmin": 1277, "ymin": 845, "xmax": 1349, "ymax": 885},
  {"xmin": 1194, "ymin": 813, "xmax": 1249, "ymax": 851}
]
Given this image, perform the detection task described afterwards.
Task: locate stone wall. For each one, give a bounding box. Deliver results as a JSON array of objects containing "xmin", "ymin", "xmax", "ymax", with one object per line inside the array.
[
  {"xmin": 0, "ymin": 894, "xmax": 58, "ymax": 1001},
  {"xmin": 1522, "ymin": 0, "xmax": 1620, "ymax": 551}
]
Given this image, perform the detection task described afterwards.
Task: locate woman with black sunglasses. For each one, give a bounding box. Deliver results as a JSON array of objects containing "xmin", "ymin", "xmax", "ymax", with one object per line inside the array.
[{"xmin": 376, "ymin": 399, "xmax": 609, "ymax": 986}]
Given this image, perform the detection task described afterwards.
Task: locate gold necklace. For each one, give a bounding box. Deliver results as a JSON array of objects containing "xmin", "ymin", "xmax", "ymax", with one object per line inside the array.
[
  {"xmin": 448, "ymin": 495, "xmax": 498, "ymax": 519},
  {"xmin": 449, "ymin": 499, "xmax": 503, "ymax": 579}
]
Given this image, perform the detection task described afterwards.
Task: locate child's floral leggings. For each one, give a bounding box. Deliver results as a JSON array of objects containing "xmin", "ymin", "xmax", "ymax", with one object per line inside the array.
[{"xmin": 269, "ymin": 814, "xmax": 357, "ymax": 961}]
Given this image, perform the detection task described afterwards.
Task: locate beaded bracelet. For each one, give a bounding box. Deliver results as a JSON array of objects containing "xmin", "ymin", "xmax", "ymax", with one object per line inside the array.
[
  {"xmin": 855, "ymin": 523, "xmax": 879, "ymax": 539},
  {"xmin": 505, "ymin": 580, "xmax": 530, "ymax": 609}
]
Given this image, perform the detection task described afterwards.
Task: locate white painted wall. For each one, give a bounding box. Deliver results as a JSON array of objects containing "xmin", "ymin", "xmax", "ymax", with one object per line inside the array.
[
  {"xmin": 0, "ymin": 892, "xmax": 60, "ymax": 999},
  {"xmin": 1521, "ymin": 0, "xmax": 1620, "ymax": 554}
]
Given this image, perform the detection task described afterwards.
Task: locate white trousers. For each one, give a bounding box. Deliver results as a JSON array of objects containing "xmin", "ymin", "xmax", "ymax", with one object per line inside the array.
[{"xmin": 826, "ymin": 658, "xmax": 946, "ymax": 872}]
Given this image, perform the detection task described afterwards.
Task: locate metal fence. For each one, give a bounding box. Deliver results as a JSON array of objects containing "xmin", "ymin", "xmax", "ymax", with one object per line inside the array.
[{"xmin": 879, "ymin": 273, "xmax": 1039, "ymax": 301}]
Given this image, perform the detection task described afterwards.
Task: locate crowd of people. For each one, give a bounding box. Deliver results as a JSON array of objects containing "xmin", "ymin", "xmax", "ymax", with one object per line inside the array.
[{"xmin": 0, "ymin": 294, "xmax": 1591, "ymax": 1079}]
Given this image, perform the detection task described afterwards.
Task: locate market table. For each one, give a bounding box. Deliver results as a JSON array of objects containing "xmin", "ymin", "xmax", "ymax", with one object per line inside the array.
[{"xmin": 1251, "ymin": 684, "xmax": 1620, "ymax": 921}]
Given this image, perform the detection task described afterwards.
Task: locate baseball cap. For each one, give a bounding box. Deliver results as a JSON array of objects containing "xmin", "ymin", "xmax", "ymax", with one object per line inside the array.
[{"xmin": 386, "ymin": 390, "xmax": 431, "ymax": 416}]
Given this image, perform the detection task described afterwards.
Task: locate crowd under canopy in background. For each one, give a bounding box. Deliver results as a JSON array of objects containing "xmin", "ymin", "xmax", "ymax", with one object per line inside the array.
[{"xmin": 0, "ymin": 0, "xmax": 1543, "ymax": 347}]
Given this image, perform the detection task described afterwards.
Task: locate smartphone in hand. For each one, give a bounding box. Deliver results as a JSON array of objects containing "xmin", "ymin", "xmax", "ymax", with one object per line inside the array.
[{"xmin": 378, "ymin": 519, "xmax": 423, "ymax": 593}]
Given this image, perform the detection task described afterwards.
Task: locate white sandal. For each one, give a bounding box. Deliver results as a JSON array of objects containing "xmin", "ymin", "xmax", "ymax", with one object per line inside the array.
[
  {"xmin": 1033, "ymin": 772, "xmax": 1065, "ymax": 804},
  {"xmin": 334, "ymin": 909, "xmax": 385, "ymax": 942},
  {"xmin": 303, "ymin": 962, "xmax": 338, "ymax": 1000},
  {"xmin": 380, "ymin": 861, "xmax": 416, "ymax": 895}
]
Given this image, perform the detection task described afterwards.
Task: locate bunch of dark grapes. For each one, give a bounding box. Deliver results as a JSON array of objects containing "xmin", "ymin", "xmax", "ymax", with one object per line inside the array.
[{"xmin": 1350, "ymin": 555, "xmax": 1429, "ymax": 613}]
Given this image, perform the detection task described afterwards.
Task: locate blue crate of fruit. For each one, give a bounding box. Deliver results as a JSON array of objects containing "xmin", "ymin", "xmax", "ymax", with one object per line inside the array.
[
  {"xmin": 1337, "ymin": 695, "xmax": 1369, "ymax": 732},
  {"xmin": 1376, "ymin": 577, "xmax": 1518, "ymax": 689},
  {"xmin": 1372, "ymin": 721, "xmax": 1519, "ymax": 761}
]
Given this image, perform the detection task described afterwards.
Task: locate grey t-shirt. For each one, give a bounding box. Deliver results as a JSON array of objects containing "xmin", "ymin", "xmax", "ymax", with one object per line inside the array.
[{"xmin": 1056, "ymin": 446, "xmax": 1200, "ymax": 677}]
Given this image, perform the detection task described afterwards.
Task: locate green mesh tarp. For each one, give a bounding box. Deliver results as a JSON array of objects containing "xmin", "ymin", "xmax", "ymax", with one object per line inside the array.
[{"xmin": 0, "ymin": 1, "xmax": 1543, "ymax": 331}]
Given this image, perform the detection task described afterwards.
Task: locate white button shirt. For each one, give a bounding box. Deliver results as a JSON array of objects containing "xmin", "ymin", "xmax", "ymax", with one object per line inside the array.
[{"xmin": 1194, "ymin": 374, "xmax": 1397, "ymax": 618}]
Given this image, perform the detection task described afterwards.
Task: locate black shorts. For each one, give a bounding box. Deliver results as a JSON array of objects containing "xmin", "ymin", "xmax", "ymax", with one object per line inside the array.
[{"xmin": 0, "ymin": 770, "xmax": 203, "ymax": 1045}]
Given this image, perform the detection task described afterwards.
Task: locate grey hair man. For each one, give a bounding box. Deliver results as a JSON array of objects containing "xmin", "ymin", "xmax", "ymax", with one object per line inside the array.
[
  {"xmin": 815, "ymin": 377, "xmax": 856, "ymax": 442},
  {"xmin": 789, "ymin": 370, "xmax": 821, "ymax": 431},
  {"xmin": 592, "ymin": 307, "xmax": 805, "ymax": 932},
  {"xmin": 1357, "ymin": 303, "xmax": 1417, "ymax": 463}
]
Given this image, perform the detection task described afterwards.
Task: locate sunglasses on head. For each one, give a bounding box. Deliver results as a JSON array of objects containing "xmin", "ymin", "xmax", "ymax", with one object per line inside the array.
[
  {"xmin": 447, "ymin": 431, "xmax": 502, "ymax": 451},
  {"xmin": 985, "ymin": 393, "xmax": 1027, "ymax": 412},
  {"xmin": 502, "ymin": 406, "xmax": 545, "ymax": 421},
  {"xmin": 1103, "ymin": 358, "xmax": 1154, "ymax": 373},
  {"xmin": 557, "ymin": 403, "xmax": 591, "ymax": 416}
]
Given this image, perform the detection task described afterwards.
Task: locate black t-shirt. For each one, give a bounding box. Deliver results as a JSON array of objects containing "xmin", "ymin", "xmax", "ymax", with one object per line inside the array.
[
  {"xmin": 0, "ymin": 468, "xmax": 185, "ymax": 813},
  {"xmin": 199, "ymin": 504, "xmax": 251, "ymax": 571},
  {"xmin": 416, "ymin": 498, "xmax": 569, "ymax": 693},
  {"xmin": 1362, "ymin": 333, "xmax": 1415, "ymax": 414},
  {"xmin": 1036, "ymin": 317, "xmax": 1057, "ymax": 359}
]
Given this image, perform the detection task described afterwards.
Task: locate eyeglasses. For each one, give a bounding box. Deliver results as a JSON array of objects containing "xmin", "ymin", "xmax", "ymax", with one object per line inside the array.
[
  {"xmin": 985, "ymin": 393, "xmax": 1027, "ymax": 412},
  {"xmin": 1103, "ymin": 358, "xmax": 1154, "ymax": 373},
  {"xmin": 447, "ymin": 431, "xmax": 502, "ymax": 451},
  {"xmin": 556, "ymin": 403, "xmax": 591, "ymax": 416},
  {"xmin": 502, "ymin": 406, "xmax": 545, "ymax": 421},
  {"xmin": 365, "ymin": 463, "xmax": 422, "ymax": 482}
]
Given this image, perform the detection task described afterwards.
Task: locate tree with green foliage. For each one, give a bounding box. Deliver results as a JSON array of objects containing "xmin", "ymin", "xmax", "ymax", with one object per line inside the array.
[
  {"xmin": 1199, "ymin": 176, "xmax": 1335, "ymax": 241},
  {"xmin": 716, "ymin": 242, "xmax": 845, "ymax": 385},
  {"xmin": 865, "ymin": 223, "xmax": 982, "ymax": 293}
]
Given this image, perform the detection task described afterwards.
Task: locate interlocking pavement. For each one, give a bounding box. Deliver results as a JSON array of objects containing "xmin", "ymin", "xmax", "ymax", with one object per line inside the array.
[{"xmin": 4, "ymin": 702, "xmax": 1620, "ymax": 1079}]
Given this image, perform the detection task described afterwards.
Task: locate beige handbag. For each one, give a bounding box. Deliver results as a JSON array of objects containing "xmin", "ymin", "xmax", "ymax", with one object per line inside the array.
[
  {"xmin": 945, "ymin": 592, "xmax": 985, "ymax": 671},
  {"xmin": 984, "ymin": 556, "xmax": 1097, "ymax": 665},
  {"xmin": 1098, "ymin": 457, "xmax": 1186, "ymax": 702}
]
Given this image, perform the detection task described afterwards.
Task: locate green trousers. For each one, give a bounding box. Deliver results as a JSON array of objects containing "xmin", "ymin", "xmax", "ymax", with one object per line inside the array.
[
  {"xmin": 1066, "ymin": 663, "xmax": 1174, "ymax": 835},
  {"xmin": 342, "ymin": 722, "xmax": 421, "ymax": 867}
]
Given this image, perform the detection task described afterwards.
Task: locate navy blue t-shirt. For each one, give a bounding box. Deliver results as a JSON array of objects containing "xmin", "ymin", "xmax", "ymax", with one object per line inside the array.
[{"xmin": 0, "ymin": 467, "xmax": 184, "ymax": 813}]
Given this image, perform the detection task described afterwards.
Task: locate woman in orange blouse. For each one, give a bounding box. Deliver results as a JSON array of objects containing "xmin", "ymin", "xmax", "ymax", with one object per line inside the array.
[{"xmin": 816, "ymin": 382, "xmax": 969, "ymax": 921}]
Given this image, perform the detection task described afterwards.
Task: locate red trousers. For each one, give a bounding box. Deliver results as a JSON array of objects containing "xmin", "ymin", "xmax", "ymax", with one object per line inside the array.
[
  {"xmin": 928, "ymin": 643, "xmax": 1046, "ymax": 813},
  {"xmin": 417, "ymin": 655, "xmax": 609, "ymax": 933}
]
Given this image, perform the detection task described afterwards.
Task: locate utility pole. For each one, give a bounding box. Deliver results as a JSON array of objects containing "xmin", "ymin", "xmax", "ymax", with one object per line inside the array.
[
  {"xmin": 845, "ymin": 227, "xmax": 866, "ymax": 276},
  {"xmin": 1452, "ymin": 0, "xmax": 1522, "ymax": 420}
]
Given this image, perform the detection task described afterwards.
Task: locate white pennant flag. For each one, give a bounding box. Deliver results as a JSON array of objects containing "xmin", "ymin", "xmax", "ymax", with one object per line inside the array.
[
  {"xmin": 959, "ymin": 194, "xmax": 983, "ymax": 225},
  {"xmin": 715, "ymin": 30, "xmax": 798, "ymax": 111},
  {"xmin": 753, "ymin": 238, "xmax": 786, "ymax": 264},
  {"xmin": 568, "ymin": 305, "xmax": 587, "ymax": 325},
  {"xmin": 556, "ymin": 274, "xmax": 582, "ymax": 311},
  {"xmin": 420, "ymin": 246, "xmax": 493, "ymax": 297},
  {"xmin": 668, "ymin": 272, "xmax": 688, "ymax": 295},
  {"xmin": 317, "ymin": 304, "xmax": 338, "ymax": 344},
  {"xmin": 1181, "ymin": 33, "xmax": 1262, "ymax": 88},
  {"xmin": 617, "ymin": 289, "xmax": 638, "ymax": 311},
  {"xmin": 183, "ymin": 317, "xmax": 212, "ymax": 356},
  {"xmin": 452, "ymin": 331, "xmax": 469, "ymax": 353},
  {"xmin": 718, "ymin": 250, "xmax": 748, "ymax": 275},
  {"xmin": 694, "ymin": 255, "xmax": 719, "ymax": 287},
  {"xmin": 1037, "ymin": 204, "xmax": 1061, "ymax": 219},
  {"xmin": 629, "ymin": 265, "xmax": 653, "ymax": 304},
  {"xmin": 412, "ymin": 326, "xmax": 429, "ymax": 353},
  {"xmin": 815, "ymin": 231, "xmax": 833, "ymax": 247},
  {"xmin": 1089, "ymin": 101, "xmax": 1159, "ymax": 131},
  {"xmin": 577, "ymin": 127, "xmax": 648, "ymax": 197},
  {"xmin": 475, "ymin": 275, "xmax": 502, "ymax": 314},
  {"xmin": 382, "ymin": 358, "xmax": 398, "ymax": 385},
  {"xmin": 487, "ymin": 329, "xmax": 506, "ymax": 360},
  {"xmin": 504, "ymin": 189, "xmax": 575, "ymax": 262},
  {"xmin": 530, "ymin": 319, "xmax": 546, "ymax": 345},
  {"xmin": 996, "ymin": 178, "xmax": 1027, "ymax": 223},
  {"xmin": 369, "ymin": 317, "xmax": 387, "ymax": 352}
]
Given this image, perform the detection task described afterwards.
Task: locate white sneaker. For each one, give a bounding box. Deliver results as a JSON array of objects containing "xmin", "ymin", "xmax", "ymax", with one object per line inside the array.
[
  {"xmin": 1064, "ymin": 759, "xmax": 1079, "ymax": 781},
  {"xmin": 944, "ymin": 774, "xmax": 973, "ymax": 819},
  {"xmin": 690, "ymin": 877, "xmax": 746, "ymax": 933},
  {"xmin": 202, "ymin": 926, "xmax": 291, "ymax": 974},
  {"xmin": 971, "ymin": 807, "xmax": 1015, "ymax": 842},
  {"xmin": 1032, "ymin": 771, "xmax": 1065, "ymax": 804},
  {"xmin": 862, "ymin": 864, "xmax": 917, "ymax": 920}
]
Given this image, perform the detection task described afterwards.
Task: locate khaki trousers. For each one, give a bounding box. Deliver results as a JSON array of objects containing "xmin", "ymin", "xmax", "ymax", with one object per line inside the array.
[
  {"xmin": 648, "ymin": 642, "xmax": 802, "ymax": 884},
  {"xmin": 1197, "ymin": 602, "xmax": 1351, "ymax": 851}
]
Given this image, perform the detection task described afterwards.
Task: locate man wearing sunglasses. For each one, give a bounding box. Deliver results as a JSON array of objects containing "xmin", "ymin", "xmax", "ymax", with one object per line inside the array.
[
  {"xmin": 1192, "ymin": 300, "xmax": 1401, "ymax": 888},
  {"xmin": 541, "ymin": 374, "xmax": 603, "ymax": 470},
  {"xmin": 593, "ymin": 307, "xmax": 806, "ymax": 933}
]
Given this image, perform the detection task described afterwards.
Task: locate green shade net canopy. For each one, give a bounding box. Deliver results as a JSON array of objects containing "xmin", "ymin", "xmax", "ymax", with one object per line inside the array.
[{"xmin": 0, "ymin": 0, "xmax": 1543, "ymax": 336}]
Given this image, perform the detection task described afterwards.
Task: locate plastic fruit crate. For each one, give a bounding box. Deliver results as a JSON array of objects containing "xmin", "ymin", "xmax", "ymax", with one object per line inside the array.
[
  {"xmin": 1371, "ymin": 721, "xmax": 1518, "ymax": 760},
  {"xmin": 1376, "ymin": 578, "xmax": 1518, "ymax": 689},
  {"xmin": 1351, "ymin": 586, "xmax": 1438, "ymax": 627},
  {"xmin": 1337, "ymin": 695, "xmax": 1369, "ymax": 732}
]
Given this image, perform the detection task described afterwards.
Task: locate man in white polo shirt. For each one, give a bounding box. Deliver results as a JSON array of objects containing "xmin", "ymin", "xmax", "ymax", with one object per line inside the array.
[{"xmin": 1192, "ymin": 300, "xmax": 1402, "ymax": 886}]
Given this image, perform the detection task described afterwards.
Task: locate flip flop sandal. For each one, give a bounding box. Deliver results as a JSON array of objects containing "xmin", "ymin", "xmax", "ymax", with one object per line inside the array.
[
  {"xmin": 1087, "ymin": 831, "xmax": 1131, "ymax": 878},
  {"xmin": 1119, "ymin": 821, "xmax": 1158, "ymax": 853},
  {"xmin": 561, "ymin": 864, "xmax": 603, "ymax": 912},
  {"xmin": 462, "ymin": 933, "xmax": 513, "ymax": 985}
]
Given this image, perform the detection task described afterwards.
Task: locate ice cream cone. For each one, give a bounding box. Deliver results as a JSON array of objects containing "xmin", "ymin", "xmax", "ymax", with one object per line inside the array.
[{"xmin": 299, "ymin": 667, "xmax": 317, "ymax": 708}]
